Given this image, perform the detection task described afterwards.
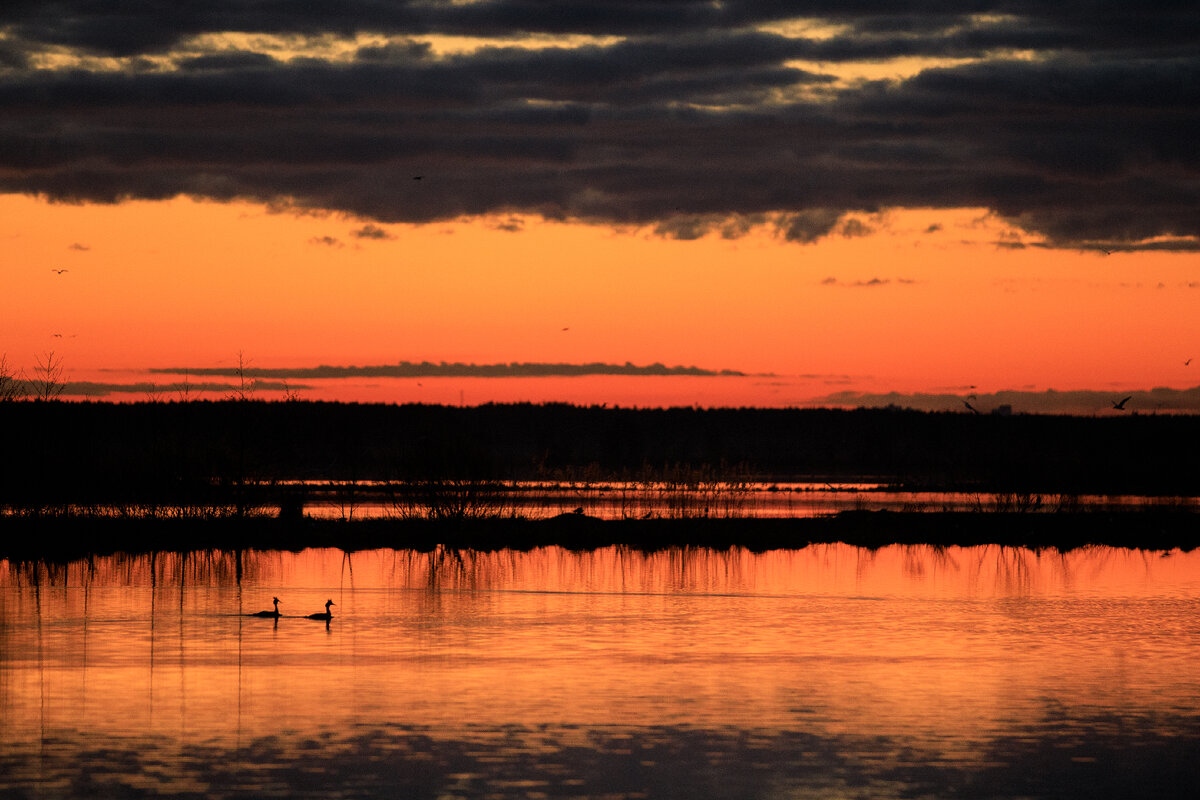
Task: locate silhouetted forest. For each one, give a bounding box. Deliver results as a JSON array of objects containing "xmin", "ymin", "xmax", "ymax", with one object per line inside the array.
[{"xmin": 0, "ymin": 401, "xmax": 1196, "ymax": 514}]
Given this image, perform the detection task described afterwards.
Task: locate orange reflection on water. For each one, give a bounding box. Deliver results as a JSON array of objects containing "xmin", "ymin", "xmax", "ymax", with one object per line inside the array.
[{"xmin": 2, "ymin": 544, "xmax": 1199, "ymax": 755}]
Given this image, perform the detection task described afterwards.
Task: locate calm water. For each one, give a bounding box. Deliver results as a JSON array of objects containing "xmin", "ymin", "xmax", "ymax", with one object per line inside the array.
[
  {"xmin": 300, "ymin": 481, "xmax": 1196, "ymax": 520},
  {"xmin": 2, "ymin": 543, "xmax": 1199, "ymax": 799}
]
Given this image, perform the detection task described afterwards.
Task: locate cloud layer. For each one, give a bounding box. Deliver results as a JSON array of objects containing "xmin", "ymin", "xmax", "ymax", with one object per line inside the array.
[
  {"xmin": 148, "ymin": 361, "xmax": 746, "ymax": 379},
  {"xmin": 2, "ymin": 2, "xmax": 1197, "ymax": 248}
]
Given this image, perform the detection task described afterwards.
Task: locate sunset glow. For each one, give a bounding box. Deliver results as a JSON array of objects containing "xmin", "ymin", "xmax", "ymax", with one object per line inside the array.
[{"xmin": 5, "ymin": 195, "xmax": 1198, "ymax": 409}]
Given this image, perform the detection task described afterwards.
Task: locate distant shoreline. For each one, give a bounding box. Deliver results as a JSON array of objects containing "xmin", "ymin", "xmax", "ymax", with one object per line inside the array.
[{"xmin": 3, "ymin": 510, "xmax": 1198, "ymax": 562}]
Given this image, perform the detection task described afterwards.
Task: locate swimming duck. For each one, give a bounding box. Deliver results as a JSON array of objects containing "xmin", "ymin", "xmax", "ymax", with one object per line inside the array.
[
  {"xmin": 250, "ymin": 597, "xmax": 281, "ymax": 618},
  {"xmin": 307, "ymin": 599, "xmax": 335, "ymax": 621}
]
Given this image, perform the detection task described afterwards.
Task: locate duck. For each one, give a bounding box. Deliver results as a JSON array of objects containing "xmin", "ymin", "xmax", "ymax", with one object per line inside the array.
[
  {"xmin": 249, "ymin": 597, "xmax": 281, "ymax": 618},
  {"xmin": 307, "ymin": 599, "xmax": 335, "ymax": 620}
]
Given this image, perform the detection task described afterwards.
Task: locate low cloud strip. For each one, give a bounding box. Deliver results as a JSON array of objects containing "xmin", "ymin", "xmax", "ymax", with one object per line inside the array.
[{"xmin": 148, "ymin": 361, "xmax": 747, "ymax": 379}]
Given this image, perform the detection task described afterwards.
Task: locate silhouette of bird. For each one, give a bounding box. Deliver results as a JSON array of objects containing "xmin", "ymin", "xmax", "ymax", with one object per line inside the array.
[
  {"xmin": 51, "ymin": 268, "xmax": 68, "ymax": 274},
  {"xmin": 412, "ymin": 175, "xmax": 423, "ymax": 180},
  {"xmin": 1186, "ymin": 358, "xmax": 1193, "ymax": 366},
  {"xmin": 561, "ymin": 327, "xmax": 569, "ymax": 332},
  {"xmin": 250, "ymin": 597, "xmax": 281, "ymax": 618},
  {"xmin": 306, "ymin": 599, "xmax": 335, "ymax": 620},
  {"xmin": 1112, "ymin": 396, "xmax": 1132, "ymax": 410},
  {"xmin": 963, "ymin": 400, "xmax": 980, "ymax": 415}
]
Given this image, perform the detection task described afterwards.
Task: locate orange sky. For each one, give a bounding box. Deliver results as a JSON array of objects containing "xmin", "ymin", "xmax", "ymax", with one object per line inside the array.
[{"xmin": 3, "ymin": 193, "xmax": 1198, "ymax": 407}]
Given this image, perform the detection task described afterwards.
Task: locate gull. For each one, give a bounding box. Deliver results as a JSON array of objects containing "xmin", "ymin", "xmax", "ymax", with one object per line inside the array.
[
  {"xmin": 51, "ymin": 268, "xmax": 68, "ymax": 274},
  {"xmin": 1112, "ymin": 396, "xmax": 1131, "ymax": 411}
]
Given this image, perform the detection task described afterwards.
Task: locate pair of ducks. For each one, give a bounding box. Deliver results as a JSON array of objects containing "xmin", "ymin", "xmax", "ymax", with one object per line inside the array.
[{"xmin": 250, "ymin": 597, "xmax": 334, "ymax": 620}]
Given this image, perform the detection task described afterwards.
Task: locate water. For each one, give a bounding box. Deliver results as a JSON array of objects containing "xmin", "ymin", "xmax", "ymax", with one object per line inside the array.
[
  {"xmin": 297, "ymin": 480, "xmax": 1196, "ymax": 520},
  {"xmin": 3, "ymin": 543, "xmax": 1199, "ymax": 798}
]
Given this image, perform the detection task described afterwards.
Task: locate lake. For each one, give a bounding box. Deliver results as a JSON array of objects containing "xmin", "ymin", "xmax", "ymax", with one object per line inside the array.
[{"xmin": 3, "ymin": 542, "xmax": 1199, "ymax": 798}]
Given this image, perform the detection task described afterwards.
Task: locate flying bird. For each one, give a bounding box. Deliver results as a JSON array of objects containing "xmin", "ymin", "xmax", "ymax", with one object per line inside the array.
[
  {"xmin": 561, "ymin": 327, "xmax": 569, "ymax": 332},
  {"xmin": 51, "ymin": 268, "xmax": 68, "ymax": 274},
  {"xmin": 1112, "ymin": 396, "xmax": 1132, "ymax": 410},
  {"xmin": 1185, "ymin": 358, "xmax": 1193, "ymax": 366},
  {"xmin": 963, "ymin": 400, "xmax": 980, "ymax": 415}
]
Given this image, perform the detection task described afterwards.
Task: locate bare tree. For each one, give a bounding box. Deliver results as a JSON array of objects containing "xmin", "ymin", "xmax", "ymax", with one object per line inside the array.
[
  {"xmin": 227, "ymin": 350, "xmax": 257, "ymax": 401},
  {"xmin": 30, "ymin": 350, "xmax": 66, "ymax": 400},
  {"xmin": 0, "ymin": 354, "xmax": 26, "ymax": 401},
  {"xmin": 176, "ymin": 369, "xmax": 192, "ymax": 402}
]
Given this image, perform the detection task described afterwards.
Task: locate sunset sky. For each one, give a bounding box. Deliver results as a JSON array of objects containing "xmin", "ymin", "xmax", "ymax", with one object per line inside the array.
[{"xmin": 2, "ymin": 2, "xmax": 1197, "ymax": 412}]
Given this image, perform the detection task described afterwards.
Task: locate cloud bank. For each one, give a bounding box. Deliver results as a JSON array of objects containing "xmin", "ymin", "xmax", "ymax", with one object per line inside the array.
[
  {"xmin": 40, "ymin": 380, "xmax": 302, "ymax": 398},
  {"xmin": 148, "ymin": 361, "xmax": 747, "ymax": 379},
  {"xmin": 1, "ymin": 2, "xmax": 1198, "ymax": 249}
]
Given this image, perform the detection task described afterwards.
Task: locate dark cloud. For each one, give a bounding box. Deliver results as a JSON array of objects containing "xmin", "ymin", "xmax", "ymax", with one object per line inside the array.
[
  {"xmin": 838, "ymin": 218, "xmax": 874, "ymax": 238},
  {"xmin": 491, "ymin": 216, "xmax": 524, "ymax": 233},
  {"xmin": 351, "ymin": 223, "xmax": 393, "ymax": 240},
  {"xmin": 147, "ymin": 361, "xmax": 748, "ymax": 379},
  {"xmin": 56, "ymin": 380, "xmax": 302, "ymax": 398},
  {"xmin": 0, "ymin": 3, "xmax": 1197, "ymax": 249},
  {"xmin": 778, "ymin": 210, "xmax": 843, "ymax": 244},
  {"xmin": 821, "ymin": 277, "xmax": 914, "ymax": 287}
]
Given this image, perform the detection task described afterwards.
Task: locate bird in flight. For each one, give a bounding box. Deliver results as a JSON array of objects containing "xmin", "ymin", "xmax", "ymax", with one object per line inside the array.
[
  {"xmin": 963, "ymin": 400, "xmax": 980, "ymax": 415},
  {"xmin": 51, "ymin": 268, "xmax": 68, "ymax": 274},
  {"xmin": 1186, "ymin": 358, "xmax": 1193, "ymax": 366},
  {"xmin": 1112, "ymin": 396, "xmax": 1132, "ymax": 410},
  {"xmin": 561, "ymin": 327, "xmax": 569, "ymax": 332}
]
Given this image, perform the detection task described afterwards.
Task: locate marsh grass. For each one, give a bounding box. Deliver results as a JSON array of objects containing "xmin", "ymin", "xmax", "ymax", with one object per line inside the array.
[{"xmin": 386, "ymin": 477, "xmax": 515, "ymax": 522}]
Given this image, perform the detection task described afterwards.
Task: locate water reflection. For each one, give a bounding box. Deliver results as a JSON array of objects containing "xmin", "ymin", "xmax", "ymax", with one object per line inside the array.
[{"xmin": 2, "ymin": 544, "xmax": 1199, "ymax": 798}]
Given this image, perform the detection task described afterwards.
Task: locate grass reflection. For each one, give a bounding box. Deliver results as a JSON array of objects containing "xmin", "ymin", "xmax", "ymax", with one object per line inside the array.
[{"xmin": 4, "ymin": 543, "xmax": 1197, "ymax": 599}]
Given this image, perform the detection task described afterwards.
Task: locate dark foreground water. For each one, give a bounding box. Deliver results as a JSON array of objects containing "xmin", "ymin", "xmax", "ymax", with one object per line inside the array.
[{"xmin": 2, "ymin": 543, "xmax": 1199, "ymax": 799}]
